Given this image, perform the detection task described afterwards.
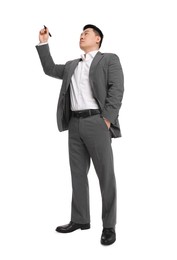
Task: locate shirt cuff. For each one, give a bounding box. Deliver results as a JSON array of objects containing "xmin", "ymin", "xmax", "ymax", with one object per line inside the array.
[{"xmin": 37, "ymin": 42, "xmax": 48, "ymax": 46}]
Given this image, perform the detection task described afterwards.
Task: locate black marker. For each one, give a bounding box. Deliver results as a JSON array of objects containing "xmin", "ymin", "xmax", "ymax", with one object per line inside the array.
[{"xmin": 44, "ymin": 25, "xmax": 52, "ymax": 37}]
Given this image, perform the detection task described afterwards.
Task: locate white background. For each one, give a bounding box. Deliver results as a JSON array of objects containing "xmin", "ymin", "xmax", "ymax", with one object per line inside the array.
[{"xmin": 0, "ymin": 0, "xmax": 177, "ymax": 259}]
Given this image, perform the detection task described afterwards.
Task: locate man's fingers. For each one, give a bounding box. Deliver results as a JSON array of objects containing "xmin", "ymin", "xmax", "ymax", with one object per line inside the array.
[{"xmin": 40, "ymin": 28, "xmax": 48, "ymax": 35}]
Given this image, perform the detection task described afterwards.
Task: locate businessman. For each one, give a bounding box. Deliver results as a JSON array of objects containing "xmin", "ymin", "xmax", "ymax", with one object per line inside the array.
[{"xmin": 36, "ymin": 24, "xmax": 124, "ymax": 245}]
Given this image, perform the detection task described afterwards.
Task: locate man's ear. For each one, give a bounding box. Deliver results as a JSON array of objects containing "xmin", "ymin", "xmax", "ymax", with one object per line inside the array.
[{"xmin": 96, "ymin": 35, "xmax": 101, "ymax": 45}]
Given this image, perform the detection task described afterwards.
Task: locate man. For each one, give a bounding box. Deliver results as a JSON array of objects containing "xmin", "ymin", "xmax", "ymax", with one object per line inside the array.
[{"xmin": 36, "ymin": 24, "xmax": 124, "ymax": 246}]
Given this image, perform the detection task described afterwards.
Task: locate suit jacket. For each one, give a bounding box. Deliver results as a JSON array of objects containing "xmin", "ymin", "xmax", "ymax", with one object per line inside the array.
[{"xmin": 36, "ymin": 44, "xmax": 124, "ymax": 138}]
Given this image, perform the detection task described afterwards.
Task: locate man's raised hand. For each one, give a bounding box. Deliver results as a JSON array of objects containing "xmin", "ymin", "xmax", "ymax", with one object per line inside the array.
[{"xmin": 39, "ymin": 26, "xmax": 49, "ymax": 43}]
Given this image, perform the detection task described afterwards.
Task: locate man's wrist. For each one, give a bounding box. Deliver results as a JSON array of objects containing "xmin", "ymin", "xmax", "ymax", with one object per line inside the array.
[
  {"xmin": 103, "ymin": 117, "xmax": 111, "ymax": 129},
  {"xmin": 103, "ymin": 117, "xmax": 110, "ymax": 122},
  {"xmin": 38, "ymin": 42, "xmax": 48, "ymax": 46}
]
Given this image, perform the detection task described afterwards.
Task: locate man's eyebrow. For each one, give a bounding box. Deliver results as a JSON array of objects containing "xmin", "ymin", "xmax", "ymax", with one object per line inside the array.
[
  {"xmin": 80, "ymin": 29, "xmax": 91, "ymax": 36},
  {"xmin": 82, "ymin": 29, "xmax": 91, "ymax": 34}
]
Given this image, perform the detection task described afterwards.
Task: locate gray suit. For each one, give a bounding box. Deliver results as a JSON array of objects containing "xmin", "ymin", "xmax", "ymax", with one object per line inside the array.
[{"xmin": 36, "ymin": 44, "xmax": 124, "ymax": 228}]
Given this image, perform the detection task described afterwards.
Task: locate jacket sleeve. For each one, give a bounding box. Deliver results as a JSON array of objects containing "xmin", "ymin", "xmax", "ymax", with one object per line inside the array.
[
  {"xmin": 36, "ymin": 44, "xmax": 65, "ymax": 79},
  {"xmin": 101, "ymin": 54, "xmax": 124, "ymax": 124}
]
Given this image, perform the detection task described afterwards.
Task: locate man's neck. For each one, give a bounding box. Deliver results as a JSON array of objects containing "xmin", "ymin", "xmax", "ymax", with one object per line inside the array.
[{"xmin": 83, "ymin": 47, "xmax": 99, "ymax": 54}]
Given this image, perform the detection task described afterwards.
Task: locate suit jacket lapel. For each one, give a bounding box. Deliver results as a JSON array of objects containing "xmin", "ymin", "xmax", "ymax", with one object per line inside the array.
[
  {"xmin": 89, "ymin": 52, "xmax": 103, "ymax": 99},
  {"xmin": 89, "ymin": 51, "xmax": 103, "ymax": 78},
  {"xmin": 65, "ymin": 58, "xmax": 81, "ymax": 91}
]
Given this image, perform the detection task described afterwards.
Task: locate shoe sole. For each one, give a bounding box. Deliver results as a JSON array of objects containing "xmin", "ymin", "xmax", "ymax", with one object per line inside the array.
[{"xmin": 101, "ymin": 239, "xmax": 116, "ymax": 246}]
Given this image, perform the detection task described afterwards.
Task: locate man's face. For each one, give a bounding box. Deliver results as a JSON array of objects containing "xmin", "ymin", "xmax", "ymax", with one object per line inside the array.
[{"xmin": 79, "ymin": 28, "xmax": 100, "ymax": 52}]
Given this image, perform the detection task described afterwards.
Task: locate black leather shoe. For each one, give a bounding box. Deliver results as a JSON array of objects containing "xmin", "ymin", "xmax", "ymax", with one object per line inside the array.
[
  {"xmin": 101, "ymin": 228, "xmax": 116, "ymax": 245},
  {"xmin": 55, "ymin": 221, "xmax": 90, "ymax": 233}
]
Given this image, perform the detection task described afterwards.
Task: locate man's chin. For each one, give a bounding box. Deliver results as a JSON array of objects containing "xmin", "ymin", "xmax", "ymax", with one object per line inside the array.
[{"xmin": 79, "ymin": 45, "xmax": 86, "ymax": 51}]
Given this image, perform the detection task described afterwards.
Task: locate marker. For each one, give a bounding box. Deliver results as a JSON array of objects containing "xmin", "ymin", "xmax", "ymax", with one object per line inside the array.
[{"xmin": 44, "ymin": 25, "xmax": 52, "ymax": 37}]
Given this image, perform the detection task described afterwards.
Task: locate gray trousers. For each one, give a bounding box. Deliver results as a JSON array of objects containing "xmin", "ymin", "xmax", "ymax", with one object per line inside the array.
[{"xmin": 68, "ymin": 113, "xmax": 117, "ymax": 228}]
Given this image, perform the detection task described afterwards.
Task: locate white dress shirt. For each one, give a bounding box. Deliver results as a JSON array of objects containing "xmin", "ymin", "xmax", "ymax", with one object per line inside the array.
[{"xmin": 70, "ymin": 50, "xmax": 99, "ymax": 111}]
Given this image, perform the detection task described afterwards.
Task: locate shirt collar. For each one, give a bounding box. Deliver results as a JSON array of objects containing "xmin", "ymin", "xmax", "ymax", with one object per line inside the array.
[{"xmin": 81, "ymin": 50, "xmax": 99, "ymax": 61}]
